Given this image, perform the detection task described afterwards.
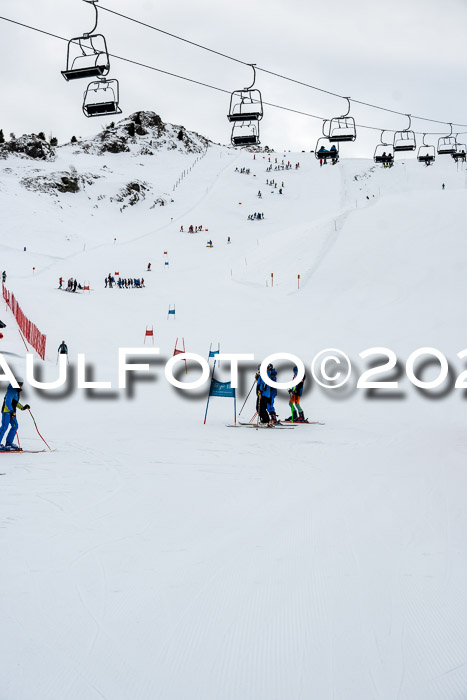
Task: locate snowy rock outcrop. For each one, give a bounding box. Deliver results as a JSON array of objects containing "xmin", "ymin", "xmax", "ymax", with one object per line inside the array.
[
  {"xmin": 110, "ymin": 180, "xmax": 151, "ymax": 209},
  {"xmin": 77, "ymin": 111, "xmax": 209, "ymax": 157},
  {"xmin": 0, "ymin": 134, "xmax": 56, "ymax": 161},
  {"xmin": 20, "ymin": 168, "xmax": 99, "ymax": 196}
]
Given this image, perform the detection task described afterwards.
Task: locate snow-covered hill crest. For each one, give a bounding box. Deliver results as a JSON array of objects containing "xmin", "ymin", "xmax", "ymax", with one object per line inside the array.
[{"xmin": 76, "ymin": 111, "xmax": 209, "ymax": 156}]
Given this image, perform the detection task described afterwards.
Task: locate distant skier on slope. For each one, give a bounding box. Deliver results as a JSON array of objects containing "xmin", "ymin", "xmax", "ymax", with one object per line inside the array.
[
  {"xmin": 0, "ymin": 378, "xmax": 30, "ymax": 451},
  {"xmin": 286, "ymin": 366, "xmax": 306, "ymax": 422},
  {"xmin": 58, "ymin": 340, "xmax": 68, "ymax": 356}
]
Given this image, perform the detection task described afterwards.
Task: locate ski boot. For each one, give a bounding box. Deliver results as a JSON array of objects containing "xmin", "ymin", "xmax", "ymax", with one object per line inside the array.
[
  {"xmin": 5, "ymin": 444, "xmax": 20, "ymax": 451},
  {"xmin": 269, "ymin": 412, "xmax": 280, "ymax": 425}
]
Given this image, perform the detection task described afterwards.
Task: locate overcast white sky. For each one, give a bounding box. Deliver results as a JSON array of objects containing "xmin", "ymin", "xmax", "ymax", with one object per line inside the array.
[{"xmin": 1, "ymin": 0, "xmax": 467, "ymax": 154}]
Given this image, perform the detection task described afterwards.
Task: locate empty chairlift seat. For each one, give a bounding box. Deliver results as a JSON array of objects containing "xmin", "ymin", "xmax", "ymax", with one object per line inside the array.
[
  {"xmin": 393, "ymin": 115, "xmax": 416, "ymax": 152},
  {"xmin": 325, "ymin": 98, "xmax": 357, "ymax": 143},
  {"xmin": 327, "ymin": 116, "xmax": 356, "ymax": 143},
  {"xmin": 83, "ymin": 79, "xmax": 122, "ymax": 117},
  {"xmin": 393, "ymin": 130, "xmax": 416, "ymax": 152},
  {"xmin": 438, "ymin": 136, "xmax": 457, "ymax": 155},
  {"xmin": 62, "ymin": 34, "xmax": 110, "ymax": 81},
  {"xmin": 228, "ymin": 90, "xmax": 263, "ymax": 122},
  {"xmin": 228, "ymin": 65, "xmax": 263, "ymax": 147},
  {"xmin": 231, "ymin": 123, "xmax": 260, "ymax": 147}
]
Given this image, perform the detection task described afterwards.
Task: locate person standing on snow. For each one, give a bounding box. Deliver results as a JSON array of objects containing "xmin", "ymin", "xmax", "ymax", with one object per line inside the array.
[
  {"xmin": 0, "ymin": 378, "xmax": 30, "ymax": 451},
  {"xmin": 266, "ymin": 365, "xmax": 279, "ymax": 424},
  {"xmin": 58, "ymin": 340, "xmax": 68, "ymax": 356},
  {"xmin": 256, "ymin": 367, "xmax": 272, "ymax": 425},
  {"xmin": 287, "ymin": 365, "xmax": 306, "ymax": 422}
]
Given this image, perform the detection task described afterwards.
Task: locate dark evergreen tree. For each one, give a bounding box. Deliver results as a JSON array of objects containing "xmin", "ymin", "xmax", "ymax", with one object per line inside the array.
[
  {"xmin": 0, "ymin": 129, "xmax": 4, "ymax": 144},
  {"xmin": 50, "ymin": 137, "xmax": 58, "ymax": 147},
  {"xmin": 127, "ymin": 122, "xmax": 136, "ymax": 137},
  {"xmin": 70, "ymin": 135, "xmax": 78, "ymax": 143},
  {"xmin": 38, "ymin": 131, "xmax": 46, "ymax": 141},
  {"xmin": 177, "ymin": 129, "xmax": 184, "ymax": 141}
]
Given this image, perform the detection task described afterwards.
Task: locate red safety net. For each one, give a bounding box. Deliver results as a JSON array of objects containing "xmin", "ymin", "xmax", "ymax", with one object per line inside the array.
[{"xmin": 2, "ymin": 284, "xmax": 47, "ymax": 359}]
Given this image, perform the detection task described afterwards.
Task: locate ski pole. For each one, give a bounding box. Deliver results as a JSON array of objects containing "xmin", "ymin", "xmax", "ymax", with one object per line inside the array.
[
  {"xmin": 239, "ymin": 377, "xmax": 256, "ymax": 417},
  {"xmin": 28, "ymin": 410, "xmax": 52, "ymax": 450}
]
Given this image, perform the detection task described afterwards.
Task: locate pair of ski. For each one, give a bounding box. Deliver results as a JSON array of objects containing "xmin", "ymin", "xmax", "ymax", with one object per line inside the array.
[
  {"xmin": 227, "ymin": 420, "xmax": 324, "ymax": 430},
  {"xmin": 0, "ymin": 448, "xmax": 52, "ymax": 454}
]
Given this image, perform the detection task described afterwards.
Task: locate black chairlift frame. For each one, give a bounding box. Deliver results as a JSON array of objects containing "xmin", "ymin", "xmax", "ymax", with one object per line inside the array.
[
  {"xmin": 228, "ymin": 65, "xmax": 263, "ymax": 123},
  {"xmin": 417, "ymin": 134, "xmax": 435, "ymax": 165},
  {"xmin": 374, "ymin": 131, "xmax": 394, "ymax": 165},
  {"xmin": 325, "ymin": 98, "xmax": 356, "ymax": 143},
  {"xmin": 452, "ymin": 140, "xmax": 467, "ymax": 162},
  {"xmin": 437, "ymin": 123, "xmax": 457, "ymax": 155},
  {"xmin": 231, "ymin": 122, "xmax": 260, "ymax": 147},
  {"xmin": 82, "ymin": 78, "xmax": 122, "ymax": 118},
  {"xmin": 62, "ymin": 0, "xmax": 111, "ymax": 82},
  {"xmin": 315, "ymin": 136, "xmax": 339, "ymax": 162},
  {"xmin": 393, "ymin": 114, "xmax": 416, "ymax": 152}
]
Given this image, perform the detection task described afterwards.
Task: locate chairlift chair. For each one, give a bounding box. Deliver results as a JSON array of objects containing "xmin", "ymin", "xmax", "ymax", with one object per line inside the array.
[
  {"xmin": 228, "ymin": 90, "xmax": 263, "ymax": 122},
  {"xmin": 231, "ymin": 122, "xmax": 260, "ymax": 147},
  {"xmin": 62, "ymin": 0, "xmax": 110, "ymax": 81},
  {"xmin": 452, "ymin": 143, "xmax": 467, "ymax": 162},
  {"xmin": 374, "ymin": 132, "xmax": 394, "ymax": 166},
  {"xmin": 228, "ymin": 65, "xmax": 263, "ymax": 147},
  {"xmin": 393, "ymin": 115, "xmax": 416, "ymax": 152},
  {"xmin": 326, "ymin": 98, "xmax": 356, "ymax": 143},
  {"xmin": 437, "ymin": 124, "xmax": 457, "ymax": 155},
  {"xmin": 417, "ymin": 147, "xmax": 435, "ymax": 165},
  {"xmin": 315, "ymin": 137, "xmax": 339, "ymax": 163},
  {"xmin": 417, "ymin": 135, "xmax": 435, "ymax": 165},
  {"xmin": 83, "ymin": 78, "xmax": 122, "ymax": 117}
]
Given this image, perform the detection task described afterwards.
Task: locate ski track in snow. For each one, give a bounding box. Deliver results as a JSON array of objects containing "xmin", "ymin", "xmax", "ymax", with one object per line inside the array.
[{"xmin": 1, "ymin": 145, "xmax": 467, "ymax": 699}]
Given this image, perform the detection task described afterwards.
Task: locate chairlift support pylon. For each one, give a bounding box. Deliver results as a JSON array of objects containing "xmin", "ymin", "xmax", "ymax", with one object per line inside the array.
[
  {"xmin": 325, "ymin": 98, "xmax": 356, "ymax": 143},
  {"xmin": 393, "ymin": 114, "xmax": 416, "ymax": 152},
  {"xmin": 438, "ymin": 123, "xmax": 457, "ymax": 155},
  {"xmin": 417, "ymin": 134, "xmax": 435, "ymax": 165},
  {"xmin": 62, "ymin": 0, "xmax": 111, "ymax": 82},
  {"xmin": 374, "ymin": 131, "xmax": 394, "ymax": 166},
  {"xmin": 83, "ymin": 78, "xmax": 122, "ymax": 117},
  {"xmin": 228, "ymin": 65, "xmax": 263, "ymax": 147}
]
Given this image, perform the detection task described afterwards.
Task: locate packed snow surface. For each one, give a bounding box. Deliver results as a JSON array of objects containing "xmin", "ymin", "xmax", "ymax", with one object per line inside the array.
[{"xmin": 1, "ymin": 126, "xmax": 467, "ymax": 700}]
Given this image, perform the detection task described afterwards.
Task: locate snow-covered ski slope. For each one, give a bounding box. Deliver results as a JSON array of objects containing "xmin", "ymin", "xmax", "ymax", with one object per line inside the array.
[{"xmin": 1, "ymin": 137, "xmax": 467, "ymax": 700}]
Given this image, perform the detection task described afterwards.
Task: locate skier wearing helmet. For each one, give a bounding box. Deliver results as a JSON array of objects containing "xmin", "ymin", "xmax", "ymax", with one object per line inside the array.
[
  {"xmin": 0, "ymin": 377, "xmax": 30, "ymax": 451},
  {"xmin": 287, "ymin": 365, "xmax": 306, "ymax": 422},
  {"xmin": 256, "ymin": 365, "xmax": 273, "ymax": 425},
  {"xmin": 266, "ymin": 364, "xmax": 279, "ymax": 424}
]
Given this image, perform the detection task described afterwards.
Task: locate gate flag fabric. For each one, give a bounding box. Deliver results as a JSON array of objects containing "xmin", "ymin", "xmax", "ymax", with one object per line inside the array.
[
  {"xmin": 209, "ymin": 378, "xmax": 235, "ymax": 398},
  {"xmin": 203, "ymin": 361, "xmax": 237, "ymax": 425},
  {"xmin": 2, "ymin": 284, "xmax": 47, "ymax": 360}
]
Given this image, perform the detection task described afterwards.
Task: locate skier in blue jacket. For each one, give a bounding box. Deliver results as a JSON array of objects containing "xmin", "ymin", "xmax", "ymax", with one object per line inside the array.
[
  {"xmin": 256, "ymin": 366, "xmax": 272, "ymax": 425},
  {"xmin": 0, "ymin": 378, "xmax": 30, "ymax": 451},
  {"xmin": 266, "ymin": 365, "xmax": 279, "ymax": 424}
]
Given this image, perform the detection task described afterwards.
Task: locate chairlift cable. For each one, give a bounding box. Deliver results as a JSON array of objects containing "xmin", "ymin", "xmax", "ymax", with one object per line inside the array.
[
  {"xmin": 98, "ymin": 4, "xmax": 467, "ymax": 130},
  {"xmin": 1, "ymin": 13, "xmax": 467, "ymax": 136}
]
